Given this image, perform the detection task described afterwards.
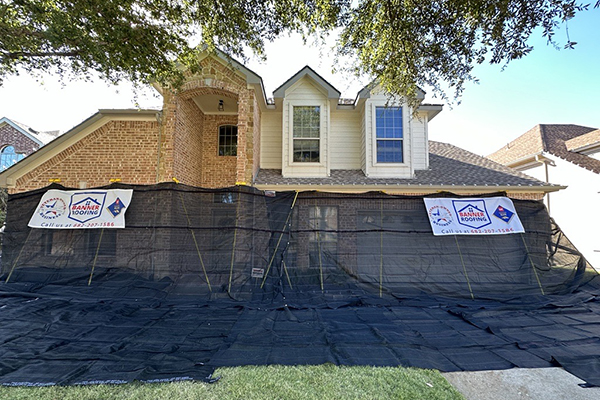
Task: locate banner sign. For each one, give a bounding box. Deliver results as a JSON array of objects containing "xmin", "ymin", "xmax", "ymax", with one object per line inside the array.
[
  {"xmin": 423, "ymin": 197, "xmax": 525, "ymax": 236},
  {"xmin": 28, "ymin": 189, "xmax": 133, "ymax": 229}
]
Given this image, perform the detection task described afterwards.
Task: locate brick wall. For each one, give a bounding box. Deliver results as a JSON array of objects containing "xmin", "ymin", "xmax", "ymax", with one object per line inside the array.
[
  {"xmin": 200, "ymin": 115, "xmax": 238, "ymax": 187},
  {"xmin": 160, "ymin": 56, "xmax": 261, "ymax": 188},
  {"xmin": 0, "ymin": 124, "xmax": 41, "ymax": 155},
  {"xmin": 173, "ymin": 98, "xmax": 204, "ymax": 186},
  {"xmin": 14, "ymin": 120, "xmax": 159, "ymax": 192}
]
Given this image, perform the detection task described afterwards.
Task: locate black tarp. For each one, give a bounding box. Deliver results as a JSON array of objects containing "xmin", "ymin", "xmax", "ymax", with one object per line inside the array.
[{"xmin": 1, "ymin": 183, "xmax": 599, "ymax": 387}]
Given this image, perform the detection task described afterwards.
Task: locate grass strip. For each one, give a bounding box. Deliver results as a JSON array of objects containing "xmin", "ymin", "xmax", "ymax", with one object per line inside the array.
[{"xmin": 0, "ymin": 364, "xmax": 464, "ymax": 400}]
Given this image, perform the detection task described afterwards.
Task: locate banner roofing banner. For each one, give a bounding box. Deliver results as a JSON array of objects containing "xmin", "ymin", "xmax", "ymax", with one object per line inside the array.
[
  {"xmin": 28, "ymin": 189, "xmax": 133, "ymax": 229},
  {"xmin": 423, "ymin": 197, "xmax": 525, "ymax": 236}
]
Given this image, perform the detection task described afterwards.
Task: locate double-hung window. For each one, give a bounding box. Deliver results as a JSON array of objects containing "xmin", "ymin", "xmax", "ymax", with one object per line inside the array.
[
  {"xmin": 292, "ymin": 106, "xmax": 320, "ymax": 163},
  {"xmin": 375, "ymin": 107, "xmax": 403, "ymax": 163}
]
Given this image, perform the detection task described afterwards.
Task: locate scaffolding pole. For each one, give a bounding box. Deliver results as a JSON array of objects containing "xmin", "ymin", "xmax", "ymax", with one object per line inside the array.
[
  {"xmin": 88, "ymin": 228, "xmax": 105, "ymax": 286},
  {"xmin": 454, "ymin": 235, "xmax": 475, "ymax": 300},
  {"xmin": 521, "ymin": 233, "xmax": 545, "ymax": 295},
  {"xmin": 261, "ymin": 191, "xmax": 299, "ymax": 289},
  {"xmin": 5, "ymin": 228, "xmax": 33, "ymax": 283},
  {"xmin": 178, "ymin": 190, "xmax": 212, "ymax": 292}
]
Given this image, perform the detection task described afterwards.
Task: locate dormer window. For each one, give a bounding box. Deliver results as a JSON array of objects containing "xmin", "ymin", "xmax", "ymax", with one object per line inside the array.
[
  {"xmin": 293, "ymin": 106, "xmax": 320, "ymax": 163},
  {"xmin": 218, "ymin": 125, "xmax": 238, "ymax": 156},
  {"xmin": 375, "ymin": 107, "xmax": 403, "ymax": 163}
]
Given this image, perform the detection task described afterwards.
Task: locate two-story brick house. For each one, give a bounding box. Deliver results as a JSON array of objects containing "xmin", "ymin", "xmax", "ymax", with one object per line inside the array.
[
  {"xmin": 0, "ymin": 50, "xmax": 580, "ymax": 298},
  {"xmin": 0, "ymin": 51, "xmax": 560, "ymax": 198}
]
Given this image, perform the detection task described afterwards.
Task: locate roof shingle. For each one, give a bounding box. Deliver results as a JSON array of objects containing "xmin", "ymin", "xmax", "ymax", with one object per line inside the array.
[
  {"xmin": 255, "ymin": 141, "xmax": 556, "ymax": 189},
  {"xmin": 488, "ymin": 124, "xmax": 600, "ymax": 174}
]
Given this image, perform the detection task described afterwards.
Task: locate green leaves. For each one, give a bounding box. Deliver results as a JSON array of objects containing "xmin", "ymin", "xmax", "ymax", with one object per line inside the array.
[
  {"xmin": 336, "ymin": 0, "xmax": 591, "ymax": 107},
  {"xmin": 0, "ymin": 0, "xmax": 593, "ymax": 105}
]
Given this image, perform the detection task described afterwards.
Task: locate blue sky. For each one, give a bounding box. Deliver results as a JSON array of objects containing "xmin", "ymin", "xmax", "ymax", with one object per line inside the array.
[{"xmin": 0, "ymin": 7, "xmax": 598, "ymax": 157}]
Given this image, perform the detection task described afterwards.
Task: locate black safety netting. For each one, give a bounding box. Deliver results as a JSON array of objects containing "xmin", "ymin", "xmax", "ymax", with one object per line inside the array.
[{"xmin": 1, "ymin": 183, "xmax": 599, "ymax": 387}]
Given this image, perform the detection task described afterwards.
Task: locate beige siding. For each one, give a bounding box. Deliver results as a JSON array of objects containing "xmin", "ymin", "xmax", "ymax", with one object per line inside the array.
[
  {"xmin": 260, "ymin": 111, "xmax": 283, "ymax": 169},
  {"xmin": 363, "ymin": 94, "xmax": 412, "ymax": 178},
  {"xmin": 330, "ymin": 108, "xmax": 362, "ymax": 169},
  {"xmin": 360, "ymin": 105, "xmax": 367, "ymax": 172},
  {"xmin": 410, "ymin": 111, "xmax": 429, "ymax": 171},
  {"xmin": 281, "ymin": 78, "xmax": 329, "ymax": 177}
]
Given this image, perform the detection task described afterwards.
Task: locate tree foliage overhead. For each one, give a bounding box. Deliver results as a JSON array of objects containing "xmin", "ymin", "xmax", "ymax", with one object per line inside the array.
[
  {"xmin": 0, "ymin": 0, "xmax": 596, "ymax": 103},
  {"xmin": 336, "ymin": 0, "xmax": 596, "ymax": 104}
]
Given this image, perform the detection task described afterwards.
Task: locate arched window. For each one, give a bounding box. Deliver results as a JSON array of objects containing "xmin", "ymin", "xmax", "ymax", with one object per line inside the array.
[
  {"xmin": 218, "ymin": 125, "xmax": 238, "ymax": 156},
  {"xmin": 0, "ymin": 146, "xmax": 25, "ymax": 170}
]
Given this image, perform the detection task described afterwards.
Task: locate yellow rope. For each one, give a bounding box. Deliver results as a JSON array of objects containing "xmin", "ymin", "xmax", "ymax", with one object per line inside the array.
[
  {"xmin": 282, "ymin": 259, "xmax": 293, "ymax": 289},
  {"xmin": 379, "ymin": 199, "xmax": 383, "ymax": 298},
  {"xmin": 5, "ymin": 228, "xmax": 33, "ymax": 283},
  {"xmin": 261, "ymin": 191, "xmax": 299, "ymax": 289},
  {"xmin": 179, "ymin": 191, "xmax": 211, "ymax": 292},
  {"xmin": 454, "ymin": 235, "xmax": 475, "ymax": 300},
  {"xmin": 88, "ymin": 228, "xmax": 104, "ymax": 286},
  {"xmin": 228, "ymin": 190, "xmax": 241, "ymax": 294},
  {"xmin": 521, "ymin": 233, "xmax": 545, "ymax": 295},
  {"xmin": 316, "ymin": 226, "xmax": 324, "ymax": 292}
]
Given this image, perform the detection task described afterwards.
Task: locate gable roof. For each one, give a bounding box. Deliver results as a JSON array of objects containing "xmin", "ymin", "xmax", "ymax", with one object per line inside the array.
[
  {"xmin": 487, "ymin": 124, "xmax": 600, "ymax": 174},
  {"xmin": 255, "ymin": 141, "xmax": 561, "ymax": 193},
  {"xmin": 0, "ymin": 110, "xmax": 159, "ymax": 188},
  {"xmin": 273, "ymin": 65, "xmax": 341, "ymax": 99},
  {"xmin": 0, "ymin": 117, "xmax": 60, "ymax": 146}
]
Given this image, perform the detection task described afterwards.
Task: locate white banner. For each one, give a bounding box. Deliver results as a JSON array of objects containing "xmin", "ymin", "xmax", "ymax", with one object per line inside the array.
[
  {"xmin": 28, "ymin": 189, "xmax": 133, "ymax": 229},
  {"xmin": 423, "ymin": 197, "xmax": 525, "ymax": 236}
]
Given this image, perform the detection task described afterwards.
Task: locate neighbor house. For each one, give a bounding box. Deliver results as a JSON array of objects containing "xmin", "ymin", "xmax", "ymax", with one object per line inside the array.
[
  {"xmin": 0, "ymin": 117, "xmax": 59, "ymax": 171},
  {"xmin": 488, "ymin": 124, "xmax": 600, "ymax": 268}
]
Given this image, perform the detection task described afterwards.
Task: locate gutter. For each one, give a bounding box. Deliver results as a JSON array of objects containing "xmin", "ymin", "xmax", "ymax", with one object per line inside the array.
[{"xmin": 253, "ymin": 183, "xmax": 566, "ymax": 194}]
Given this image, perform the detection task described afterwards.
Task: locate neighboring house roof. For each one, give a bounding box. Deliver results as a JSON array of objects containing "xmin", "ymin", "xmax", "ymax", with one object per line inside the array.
[
  {"xmin": 565, "ymin": 129, "xmax": 600, "ymax": 153},
  {"xmin": 255, "ymin": 141, "xmax": 561, "ymax": 193},
  {"xmin": 487, "ymin": 124, "xmax": 600, "ymax": 174},
  {"xmin": 0, "ymin": 117, "xmax": 60, "ymax": 146}
]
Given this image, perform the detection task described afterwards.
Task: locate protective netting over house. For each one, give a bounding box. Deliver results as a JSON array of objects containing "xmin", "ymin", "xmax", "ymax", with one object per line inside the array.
[
  {"xmin": 1, "ymin": 182, "xmax": 596, "ymax": 301},
  {"xmin": 1, "ymin": 183, "xmax": 600, "ymax": 387}
]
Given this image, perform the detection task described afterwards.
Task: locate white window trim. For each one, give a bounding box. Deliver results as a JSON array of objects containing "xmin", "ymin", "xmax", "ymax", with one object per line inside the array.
[
  {"xmin": 288, "ymin": 100, "xmax": 327, "ymax": 167},
  {"xmin": 371, "ymin": 103, "xmax": 407, "ymax": 167}
]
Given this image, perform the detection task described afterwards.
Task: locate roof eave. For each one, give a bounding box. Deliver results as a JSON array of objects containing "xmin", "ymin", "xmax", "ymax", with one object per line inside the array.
[
  {"xmin": 254, "ymin": 183, "xmax": 564, "ymax": 194},
  {"xmin": 0, "ymin": 110, "xmax": 159, "ymax": 188}
]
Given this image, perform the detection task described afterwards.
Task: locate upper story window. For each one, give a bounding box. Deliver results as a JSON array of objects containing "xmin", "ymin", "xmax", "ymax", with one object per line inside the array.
[
  {"xmin": 375, "ymin": 107, "xmax": 403, "ymax": 163},
  {"xmin": 293, "ymin": 106, "xmax": 320, "ymax": 162},
  {"xmin": 1, "ymin": 145, "xmax": 25, "ymax": 170},
  {"xmin": 218, "ymin": 125, "xmax": 238, "ymax": 156}
]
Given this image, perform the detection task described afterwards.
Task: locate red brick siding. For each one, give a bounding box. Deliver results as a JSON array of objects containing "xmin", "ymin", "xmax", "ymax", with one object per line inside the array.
[
  {"xmin": 160, "ymin": 56, "xmax": 260, "ymax": 187},
  {"xmin": 173, "ymin": 99, "xmax": 204, "ymax": 186},
  {"xmin": 14, "ymin": 120, "xmax": 159, "ymax": 193},
  {"xmin": 200, "ymin": 115, "xmax": 238, "ymax": 187},
  {"xmin": 0, "ymin": 124, "xmax": 41, "ymax": 155}
]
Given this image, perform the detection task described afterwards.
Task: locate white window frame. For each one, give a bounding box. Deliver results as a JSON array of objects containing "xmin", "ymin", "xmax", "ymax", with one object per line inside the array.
[
  {"xmin": 288, "ymin": 101, "xmax": 326, "ymax": 166},
  {"xmin": 371, "ymin": 104, "xmax": 407, "ymax": 167}
]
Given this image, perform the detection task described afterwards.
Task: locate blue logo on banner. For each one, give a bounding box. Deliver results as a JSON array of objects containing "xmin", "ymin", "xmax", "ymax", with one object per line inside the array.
[
  {"xmin": 493, "ymin": 205, "xmax": 514, "ymax": 223},
  {"xmin": 107, "ymin": 197, "xmax": 126, "ymax": 217},
  {"xmin": 452, "ymin": 200, "xmax": 491, "ymax": 229},
  {"xmin": 68, "ymin": 192, "xmax": 107, "ymax": 223}
]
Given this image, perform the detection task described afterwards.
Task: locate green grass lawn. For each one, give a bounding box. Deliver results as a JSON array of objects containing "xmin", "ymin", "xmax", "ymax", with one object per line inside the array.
[{"xmin": 0, "ymin": 364, "xmax": 465, "ymax": 400}]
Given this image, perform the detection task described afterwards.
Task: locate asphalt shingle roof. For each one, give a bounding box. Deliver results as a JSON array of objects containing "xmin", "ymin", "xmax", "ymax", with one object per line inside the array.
[
  {"xmin": 488, "ymin": 124, "xmax": 600, "ymax": 174},
  {"xmin": 255, "ymin": 141, "xmax": 555, "ymax": 189}
]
